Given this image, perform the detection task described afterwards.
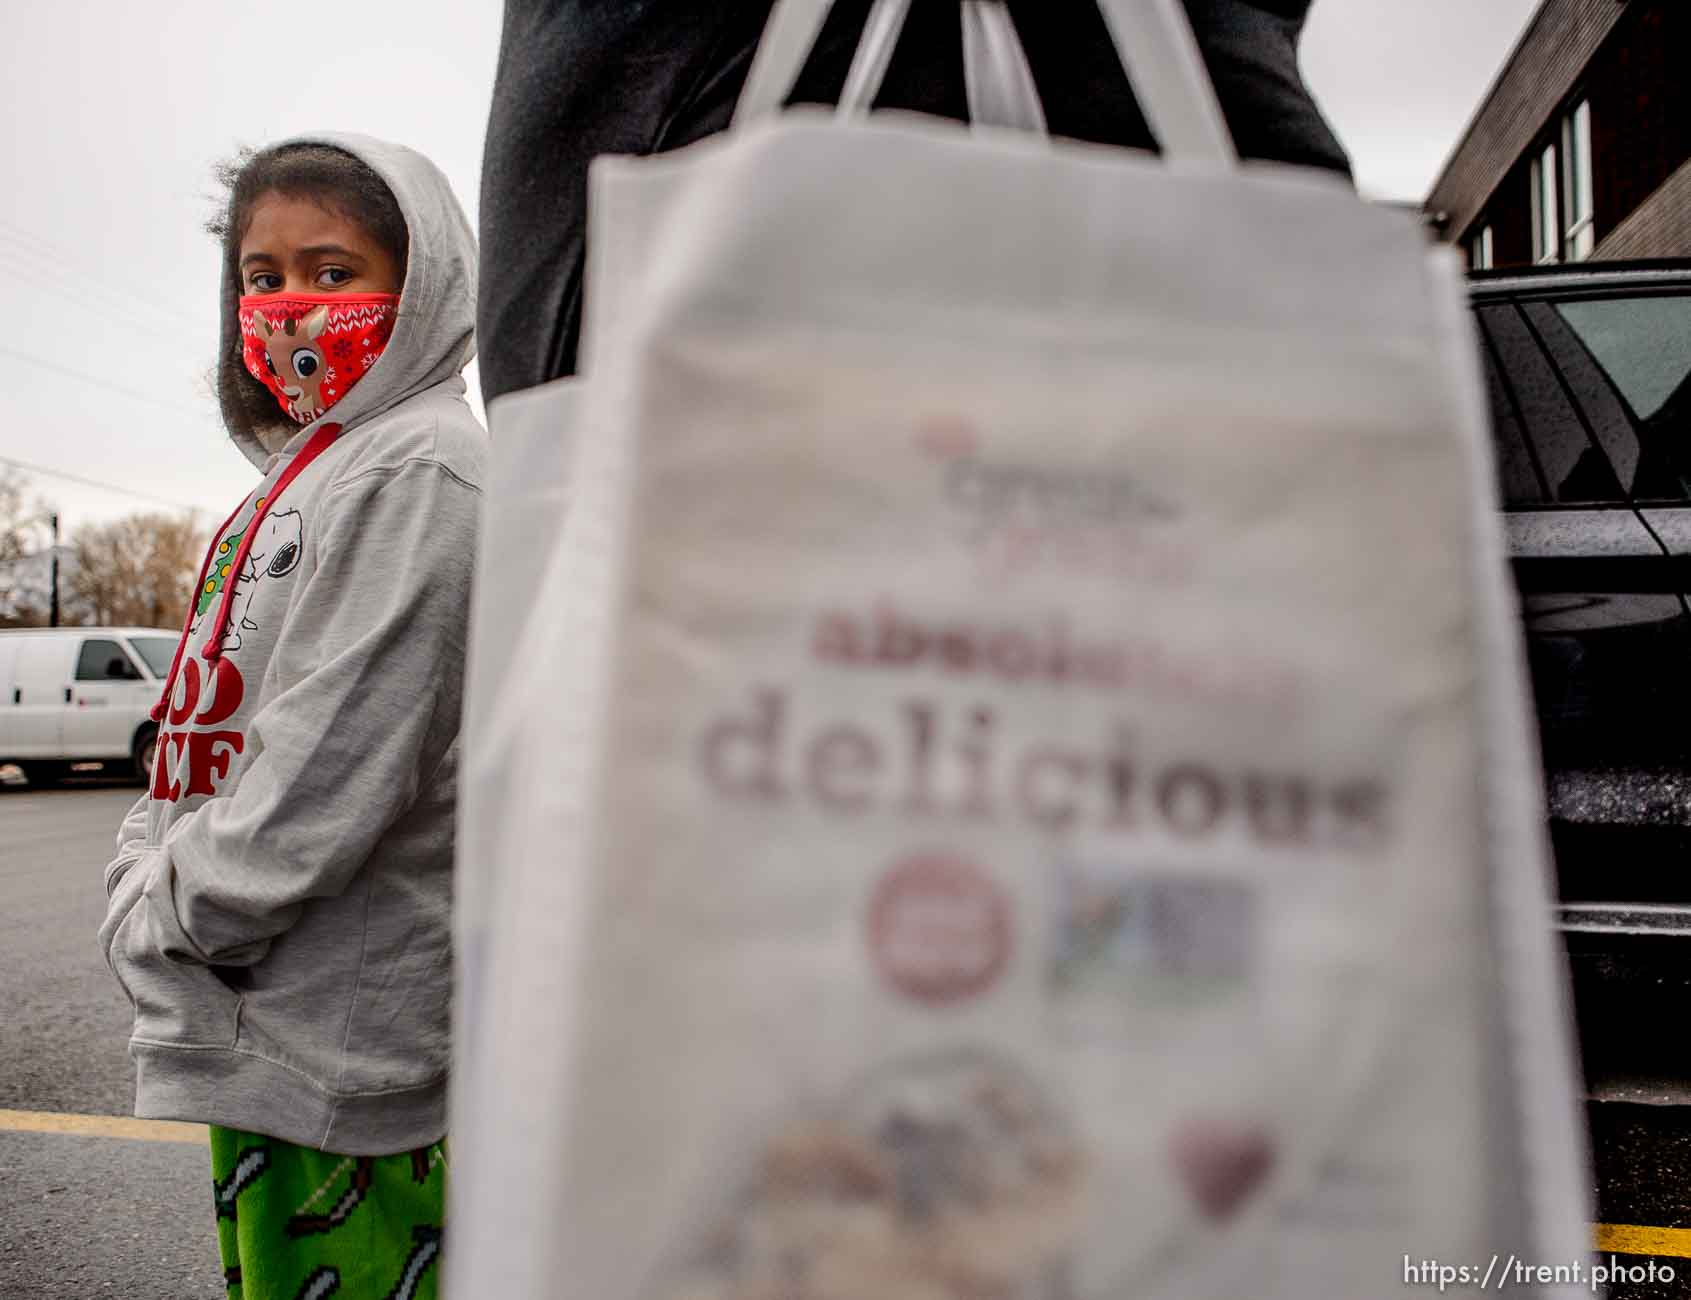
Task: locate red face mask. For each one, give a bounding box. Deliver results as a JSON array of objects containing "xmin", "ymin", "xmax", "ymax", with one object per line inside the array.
[{"xmin": 238, "ymin": 292, "xmax": 399, "ymax": 425}]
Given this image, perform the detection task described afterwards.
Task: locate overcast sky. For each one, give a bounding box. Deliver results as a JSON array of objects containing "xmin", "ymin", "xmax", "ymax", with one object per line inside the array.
[{"xmin": 0, "ymin": 0, "xmax": 1540, "ymax": 541}]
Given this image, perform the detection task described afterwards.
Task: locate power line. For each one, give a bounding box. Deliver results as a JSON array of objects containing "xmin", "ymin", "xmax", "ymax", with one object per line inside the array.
[
  {"xmin": 0, "ymin": 252, "xmax": 205, "ymax": 340},
  {"xmin": 0, "ymin": 342, "xmax": 214, "ymax": 422},
  {"xmin": 0, "ymin": 220, "xmax": 221, "ymax": 432},
  {"xmin": 0, "ymin": 454, "xmax": 209, "ymax": 513},
  {"xmin": 0, "ymin": 220, "xmax": 206, "ymax": 331},
  {"xmin": 0, "ymin": 240, "xmax": 206, "ymax": 334}
]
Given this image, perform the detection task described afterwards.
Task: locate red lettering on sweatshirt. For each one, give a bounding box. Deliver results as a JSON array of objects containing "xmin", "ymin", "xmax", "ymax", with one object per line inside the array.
[
  {"xmin": 151, "ymin": 731, "xmax": 184, "ymax": 802},
  {"xmin": 180, "ymin": 731, "xmax": 246, "ymax": 798},
  {"xmin": 153, "ymin": 658, "xmax": 248, "ymax": 803}
]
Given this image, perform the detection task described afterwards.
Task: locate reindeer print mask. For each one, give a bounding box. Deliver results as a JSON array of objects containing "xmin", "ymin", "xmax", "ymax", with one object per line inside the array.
[{"xmin": 239, "ymin": 292, "xmax": 399, "ymax": 424}]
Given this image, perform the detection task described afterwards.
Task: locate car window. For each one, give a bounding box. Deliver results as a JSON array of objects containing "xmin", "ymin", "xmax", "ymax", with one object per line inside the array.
[
  {"xmin": 76, "ymin": 637, "xmax": 139, "ymax": 681},
  {"xmin": 1524, "ymin": 301, "xmax": 1641, "ymax": 493},
  {"xmin": 1476, "ymin": 303, "xmax": 1624, "ymax": 504},
  {"xmin": 1554, "ymin": 295, "xmax": 1691, "ymax": 419},
  {"xmin": 1478, "ymin": 337, "xmax": 1545, "ymax": 506},
  {"xmin": 1551, "ymin": 294, "xmax": 1691, "ymax": 501},
  {"xmin": 127, "ymin": 635, "xmax": 176, "ymax": 678}
]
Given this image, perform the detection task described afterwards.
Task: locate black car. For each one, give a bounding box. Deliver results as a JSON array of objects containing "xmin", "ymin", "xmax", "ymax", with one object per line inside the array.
[{"xmin": 1473, "ymin": 259, "xmax": 1691, "ymax": 1093}]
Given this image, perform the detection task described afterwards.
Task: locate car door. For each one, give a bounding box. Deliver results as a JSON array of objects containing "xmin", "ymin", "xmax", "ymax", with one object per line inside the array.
[
  {"xmin": 1476, "ymin": 296, "xmax": 1691, "ymax": 768},
  {"xmin": 7, "ymin": 635, "xmax": 74, "ymax": 758},
  {"xmin": 1501, "ymin": 281, "xmax": 1691, "ymax": 1094},
  {"xmin": 1531, "ymin": 288, "xmax": 1691, "ymax": 558},
  {"xmin": 61, "ymin": 635, "xmax": 146, "ymax": 758},
  {"xmin": 0, "ymin": 638, "xmax": 21, "ymax": 758},
  {"xmin": 1478, "ymin": 286, "xmax": 1691, "ymax": 912}
]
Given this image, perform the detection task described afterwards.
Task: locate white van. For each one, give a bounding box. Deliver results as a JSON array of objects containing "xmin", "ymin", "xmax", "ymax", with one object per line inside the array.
[{"xmin": 0, "ymin": 627, "xmax": 178, "ymax": 785}]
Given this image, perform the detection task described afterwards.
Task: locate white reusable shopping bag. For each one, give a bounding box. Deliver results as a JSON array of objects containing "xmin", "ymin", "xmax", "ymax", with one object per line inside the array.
[{"xmin": 450, "ymin": 2, "xmax": 1592, "ymax": 1296}]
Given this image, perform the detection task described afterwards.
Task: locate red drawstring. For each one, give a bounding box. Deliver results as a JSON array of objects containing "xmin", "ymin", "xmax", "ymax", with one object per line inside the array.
[
  {"xmin": 148, "ymin": 423, "xmax": 343, "ymax": 723},
  {"xmin": 149, "ymin": 497, "xmax": 248, "ymax": 724},
  {"xmin": 200, "ymin": 423, "xmax": 342, "ymax": 663}
]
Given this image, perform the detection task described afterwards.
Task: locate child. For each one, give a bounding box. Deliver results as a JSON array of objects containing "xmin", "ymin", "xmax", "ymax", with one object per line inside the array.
[{"xmin": 97, "ymin": 134, "xmax": 483, "ymax": 1300}]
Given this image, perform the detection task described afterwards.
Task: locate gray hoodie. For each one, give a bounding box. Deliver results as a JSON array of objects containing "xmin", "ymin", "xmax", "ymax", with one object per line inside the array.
[{"xmin": 97, "ymin": 133, "xmax": 484, "ymax": 1154}]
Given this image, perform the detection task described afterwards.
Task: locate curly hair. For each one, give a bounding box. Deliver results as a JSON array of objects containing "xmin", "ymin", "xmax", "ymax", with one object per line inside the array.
[{"xmin": 208, "ymin": 143, "xmax": 409, "ymax": 446}]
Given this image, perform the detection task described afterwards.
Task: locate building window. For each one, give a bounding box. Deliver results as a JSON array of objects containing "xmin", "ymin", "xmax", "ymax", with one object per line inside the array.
[
  {"xmin": 1562, "ymin": 99, "xmax": 1594, "ymax": 260},
  {"xmin": 1470, "ymin": 224, "xmax": 1494, "ymax": 270},
  {"xmin": 1531, "ymin": 143, "xmax": 1560, "ymax": 264},
  {"xmin": 1529, "ymin": 99, "xmax": 1595, "ymax": 266}
]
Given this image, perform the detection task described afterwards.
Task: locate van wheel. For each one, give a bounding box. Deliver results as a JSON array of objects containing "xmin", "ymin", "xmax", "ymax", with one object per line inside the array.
[{"xmin": 132, "ymin": 725, "xmax": 159, "ymax": 787}]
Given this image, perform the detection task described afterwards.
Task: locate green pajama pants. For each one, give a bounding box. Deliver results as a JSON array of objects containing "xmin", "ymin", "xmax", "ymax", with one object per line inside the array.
[{"xmin": 210, "ymin": 1125, "xmax": 447, "ymax": 1300}]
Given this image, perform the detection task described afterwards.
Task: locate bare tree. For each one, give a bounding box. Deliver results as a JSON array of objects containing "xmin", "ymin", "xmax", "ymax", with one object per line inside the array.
[
  {"xmin": 0, "ymin": 469, "xmax": 57, "ymax": 626},
  {"xmin": 68, "ymin": 512, "xmax": 208, "ymax": 628},
  {"xmin": 0, "ymin": 468, "xmax": 51, "ymax": 565}
]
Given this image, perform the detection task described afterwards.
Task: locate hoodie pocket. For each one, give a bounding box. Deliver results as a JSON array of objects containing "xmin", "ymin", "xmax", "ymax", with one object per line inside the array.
[
  {"xmin": 98, "ymin": 865, "xmax": 150, "ymax": 1012},
  {"xmin": 107, "ymin": 872, "xmax": 242, "ymax": 1048}
]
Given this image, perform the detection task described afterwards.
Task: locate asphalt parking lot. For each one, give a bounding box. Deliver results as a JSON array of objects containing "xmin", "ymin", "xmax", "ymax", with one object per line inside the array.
[
  {"xmin": 3, "ymin": 778, "xmax": 1691, "ymax": 1298},
  {"xmin": 0, "ymin": 777, "xmax": 222, "ymax": 1299}
]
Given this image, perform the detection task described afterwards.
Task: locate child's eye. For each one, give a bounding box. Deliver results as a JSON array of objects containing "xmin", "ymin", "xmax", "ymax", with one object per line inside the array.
[
  {"xmin": 318, "ymin": 267, "xmax": 353, "ymax": 287},
  {"xmin": 249, "ymin": 272, "xmax": 281, "ymax": 292}
]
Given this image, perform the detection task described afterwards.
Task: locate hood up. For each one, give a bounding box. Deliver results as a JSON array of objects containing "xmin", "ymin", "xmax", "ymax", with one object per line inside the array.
[{"xmin": 217, "ymin": 132, "xmax": 478, "ymax": 469}]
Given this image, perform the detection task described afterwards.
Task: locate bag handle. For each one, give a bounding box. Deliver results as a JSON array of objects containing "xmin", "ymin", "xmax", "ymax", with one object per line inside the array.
[
  {"xmin": 961, "ymin": 1, "xmax": 1046, "ymax": 133},
  {"xmin": 734, "ymin": 0, "xmax": 1234, "ymax": 168},
  {"xmin": 842, "ymin": 0, "xmax": 1041, "ymax": 134},
  {"xmin": 837, "ymin": 0, "xmax": 912, "ymax": 117},
  {"xmin": 1097, "ymin": 0, "xmax": 1234, "ymax": 166}
]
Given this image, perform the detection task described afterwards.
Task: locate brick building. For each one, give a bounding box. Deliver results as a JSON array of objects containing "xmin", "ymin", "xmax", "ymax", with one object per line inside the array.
[{"xmin": 1424, "ymin": 0, "xmax": 1689, "ymax": 269}]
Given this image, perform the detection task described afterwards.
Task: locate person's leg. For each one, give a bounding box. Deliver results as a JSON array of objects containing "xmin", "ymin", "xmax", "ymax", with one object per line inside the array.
[
  {"xmin": 209, "ymin": 1127, "xmax": 251, "ymax": 1297},
  {"xmin": 209, "ymin": 1125, "xmax": 448, "ymax": 1299}
]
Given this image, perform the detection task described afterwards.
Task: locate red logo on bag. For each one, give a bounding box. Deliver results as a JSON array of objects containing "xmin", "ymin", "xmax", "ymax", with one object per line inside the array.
[
  {"xmin": 911, "ymin": 416, "xmax": 1191, "ymax": 588},
  {"xmin": 914, "ymin": 415, "xmax": 981, "ymax": 460},
  {"xmin": 868, "ymin": 854, "xmax": 1011, "ymax": 1006}
]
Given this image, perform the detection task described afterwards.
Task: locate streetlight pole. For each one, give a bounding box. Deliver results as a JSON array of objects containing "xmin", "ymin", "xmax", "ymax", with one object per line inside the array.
[{"xmin": 49, "ymin": 512, "xmax": 59, "ymax": 629}]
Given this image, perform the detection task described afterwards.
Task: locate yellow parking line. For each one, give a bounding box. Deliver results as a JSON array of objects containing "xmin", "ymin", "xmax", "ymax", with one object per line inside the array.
[
  {"xmin": 1, "ymin": 1103, "xmax": 1688, "ymax": 1251},
  {"xmin": 0, "ymin": 1107, "xmax": 206, "ymax": 1144},
  {"xmin": 1597, "ymin": 1223, "xmax": 1691, "ymax": 1259}
]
